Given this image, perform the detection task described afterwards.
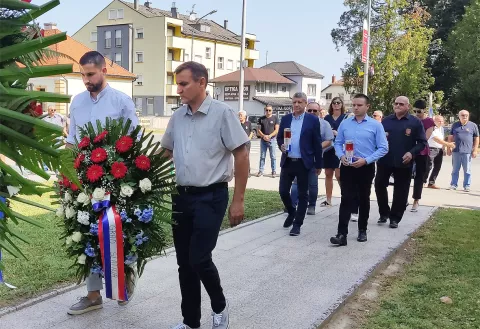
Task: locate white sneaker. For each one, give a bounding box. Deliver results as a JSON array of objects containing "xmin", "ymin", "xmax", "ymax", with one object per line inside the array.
[
  {"xmin": 350, "ymin": 214, "xmax": 358, "ymax": 222},
  {"xmin": 447, "ymin": 185, "xmax": 457, "ymax": 190},
  {"xmin": 212, "ymin": 300, "xmax": 230, "ymax": 328},
  {"xmin": 464, "ymin": 187, "xmax": 470, "ymax": 192},
  {"xmin": 171, "ymin": 324, "xmax": 199, "ymax": 329}
]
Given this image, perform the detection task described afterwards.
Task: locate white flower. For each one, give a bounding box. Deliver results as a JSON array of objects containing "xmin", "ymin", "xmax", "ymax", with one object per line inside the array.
[
  {"xmin": 66, "ymin": 236, "xmax": 72, "ymax": 246},
  {"xmin": 77, "ymin": 211, "xmax": 91, "ymax": 225},
  {"xmin": 56, "ymin": 206, "xmax": 65, "ymax": 218},
  {"xmin": 139, "ymin": 178, "xmax": 152, "ymax": 193},
  {"xmin": 65, "ymin": 206, "xmax": 76, "ymax": 219},
  {"xmin": 92, "ymin": 188, "xmax": 106, "ymax": 201},
  {"xmin": 120, "ymin": 184, "xmax": 134, "ymax": 197},
  {"xmin": 71, "ymin": 231, "xmax": 83, "ymax": 242},
  {"xmin": 64, "ymin": 192, "xmax": 72, "ymax": 202},
  {"xmin": 76, "ymin": 192, "xmax": 90, "ymax": 206},
  {"xmin": 77, "ymin": 254, "xmax": 87, "ymax": 264}
]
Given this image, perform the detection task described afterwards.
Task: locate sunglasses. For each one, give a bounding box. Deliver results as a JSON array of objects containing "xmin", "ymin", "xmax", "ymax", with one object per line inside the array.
[
  {"xmin": 414, "ymin": 110, "xmax": 423, "ymax": 113},
  {"xmin": 373, "ymin": 114, "xmax": 379, "ymax": 117},
  {"xmin": 332, "ymin": 101, "xmax": 342, "ymax": 105},
  {"xmin": 394, "ymin": 102, "xmax": 406, "ymax": 106},
  {"xmin": 307, "ymin": 109, "xmax": 318, "ymax": 113},
  {"xmin": 265, "ymin": 109, "xmax": 272, "ymax": 112}
]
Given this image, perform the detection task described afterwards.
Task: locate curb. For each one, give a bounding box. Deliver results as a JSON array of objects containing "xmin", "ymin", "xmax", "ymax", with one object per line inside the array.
[
  {"xmin": 0, "ymin": 210, "xmax": 284, "ymax": 318},
  {"xmin": 314, "ymin": 206, "xmax": 439, "ymax": 329}
]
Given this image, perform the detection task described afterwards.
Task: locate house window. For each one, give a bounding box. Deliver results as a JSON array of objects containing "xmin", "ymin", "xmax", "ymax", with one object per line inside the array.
[
  {"xmin": 115, "ymin": 30, "xmax": 122, "ymax": 47},
  {"xmin": 146, "ymin": 98, "xmax": 154, "ymax": 115},
  {"xmin": 167, "ymin": 27, "xmax": 174, "ymax": 36},
  {"xmin": 326, "ymin": 93, "xmax": 332, "ymax": 100},
  {"xmin": 135, "ymin": 52, "xmax": 144, "ymax": 62},
  {"xmin": 227, "ymin": 59, "xmax": 233, "ymax": 70},
  {"xmin": 184, "ymin": 53, "xmax": 190, "ymax": 62},
  {"xmin": 136, "ymin": 75, "xmax": 143, "ymax": 85},
  {"xmin": 206, "ymin": 47, "xmax": 211, "ymax": 59},
  {"xmin": 268, "ymin": 83, "xmax": 277, "ymax": 93},
  {"xmin": 281, "ymin": 86, "xmax": 287, "ymax": 92},
  {"xmin": 115, "ymin": 53, "xmax": 122, "ymax": 66},
  {"xmin": 167, "ymin": 50, "xmax": 173, "ymax": 61},
  {"xmin": 236, "ymin": 60, "xmax": 241, "ymax": 70},
  {"xmin": 105, "ymin": 31, "xmax": 111, "ymax": 48},
  {"xmin": 136, "ymin": 28, "xmax": 144, "ymax": 39},
  {"xmin": 135, "ymin": 98, "xmax": 143, "ymax": 110},
  {"xmin": 194, "ymin": 55, "xmax": 202, "ymax": 64},
  {"xmin": 307, "ymin": 84, "xmax": 316, "ymax": 96},
  {"xmin": 256, "ymin": 82, "xmax": 266, "ymax": 93},
  {"xmin": 167, "ymin": 74, "xmax": 174, "ymax": 85},
  {"xmin": 90, "ymin": 31, "xmax": 97, "ymax": 42},
  {"xmin": 117, "ymin": 9, "xmax": 124, "ymax": 19},
  {"xmin": 108, "ymin": 9, "xmax": 117, "ymax": 19},
  {"xmin": 217, "ymin": 57, "xmax": 224, "ymax": 69}
]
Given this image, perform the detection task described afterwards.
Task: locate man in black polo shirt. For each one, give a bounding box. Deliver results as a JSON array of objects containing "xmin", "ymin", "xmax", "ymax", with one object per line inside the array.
[
  {"xmin": 256, "ymin": 105, "xmax": 280, "ymax": 177},
  {"xmin": 374, "ymin": 96, "xmax": 427, "ymax": 228}
]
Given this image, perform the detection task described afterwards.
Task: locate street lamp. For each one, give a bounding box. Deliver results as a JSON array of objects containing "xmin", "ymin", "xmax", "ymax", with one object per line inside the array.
[
  {"xmin": 191, "ymin": 9, "xmax": 217, "ymax": 58},
  {"xmin": 363, "ymin": 0, "xmax": 372, "ymax": 95},
  {"xmin": 238, "ymin": 0, "xmax": 247, "ymax": 112}
]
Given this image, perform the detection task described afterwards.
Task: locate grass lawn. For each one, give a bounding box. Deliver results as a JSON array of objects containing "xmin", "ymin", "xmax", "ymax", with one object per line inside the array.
[
  {"xmin": 361, "ymin": 208, "xmax": 480, "ymax": 329},
  {"xmin": 0, "ymin": 188, "xmax": 283, "ymax": 308}
]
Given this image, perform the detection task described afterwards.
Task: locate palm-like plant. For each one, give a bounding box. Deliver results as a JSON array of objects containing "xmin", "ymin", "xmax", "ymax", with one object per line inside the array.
[{"xmin": 0, "ymin": 0, "xmax": 78, "ymax": 274}]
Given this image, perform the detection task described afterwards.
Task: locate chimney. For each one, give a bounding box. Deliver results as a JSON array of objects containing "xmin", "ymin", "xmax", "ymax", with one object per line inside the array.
[
  {"xmin": 134, "ymin": 0, "xmax": 138, "ymax": 10},
  {"xmin": 144, "ymin": 1, "xmax": 151, "ymax": 8},
  {"xmin": 171, "ymin": 2, "xmax": 178, "ymax": 18},
  {"xmin": 332, "ymin": 74, "xmax": 336, "ymax": 84},
  {"xmin": 224, "ymin": 19, "xmax": 228, "ymax": 29},
  {"xmin": 43, "ymin": 22, "xmax": 57, "ymax": 30}
]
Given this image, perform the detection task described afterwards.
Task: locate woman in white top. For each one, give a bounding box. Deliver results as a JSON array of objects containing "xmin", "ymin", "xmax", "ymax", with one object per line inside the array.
[{"xmin": 426, "ymin": 115, "xmax": 455, "ymax": 188}]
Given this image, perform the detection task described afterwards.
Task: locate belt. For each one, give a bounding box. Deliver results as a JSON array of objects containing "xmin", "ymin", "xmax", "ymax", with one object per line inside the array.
[
  {"xmin": 176, "ymin": 182, "xmax": 228, "ymax": 194},
  {"xmin": 287, "ymin": 157, "xmax": 302, "ymax": 162},
  {"xmin": 429, "ymin": 147, "xmax": 442, "ymax": 150}
]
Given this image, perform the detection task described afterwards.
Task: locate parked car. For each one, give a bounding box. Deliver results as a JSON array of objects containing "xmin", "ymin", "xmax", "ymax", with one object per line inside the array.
[{"xmin": 247, "ymin": 115, "xmax": 263, "ymax": 139}]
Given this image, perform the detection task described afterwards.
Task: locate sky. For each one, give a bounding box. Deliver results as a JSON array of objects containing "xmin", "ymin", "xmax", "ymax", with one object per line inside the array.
[{"xmin": 36, "ymin": 0, "xmax": 350, "ymax": 84}]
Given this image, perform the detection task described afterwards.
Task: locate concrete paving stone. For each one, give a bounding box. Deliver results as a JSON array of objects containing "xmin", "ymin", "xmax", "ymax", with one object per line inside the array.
[{"xmin": 0, "ymin": 300, "xmax": 71, "ymax": 329}]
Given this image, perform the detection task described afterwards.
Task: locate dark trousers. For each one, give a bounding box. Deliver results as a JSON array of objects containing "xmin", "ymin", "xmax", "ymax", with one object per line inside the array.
[
  {"xmin": 279, "ymin": 158, "xmax": 309, "ymax": 227},
  {"xmin": 338, "ymin": 164, "xmax": 375, "ymax": 235},
  {"xmin": 172, "ymin": 186, "xmax": 228, "ymax": 329},
  {"xmin": 413, "ymin": 154, "xmax": 429, "ymax": 200},
  {"xmin": 428, "ymin": 147, "xmax": 443, "ymax": 185},
  {"xmin": 290, "ymin": 168, "xmax": 318, "ymax": 208},
  {"xmin": 375, "ymin": 164, "xmax": 412, "ymax": 223}
]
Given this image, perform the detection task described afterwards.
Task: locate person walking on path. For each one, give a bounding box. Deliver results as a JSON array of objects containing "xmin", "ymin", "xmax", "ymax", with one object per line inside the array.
[
  {"xmin": 330, "ymin": 94, "xmax": 388, "ymax": 246},
  {"xmin": 373, "ymin": 110, "xmax": 383, "ymax": 122},
  {"xmin": 161, "ymin": 62, "xmax": 249, "ymax": 329},
  {"xmin": 426, "ymin": 115, "xmax": 455, "ymax": 189},
  {"xmin": 290, "ymin": 102, "xmax": 334, "ymax": 214},
  {"xmin": 375, "ymin": 96, "xmax": 427, "ymax": 229},
  {"xmin": 65, "ymin": 51, "xmax": 139, "ymax": 315},
  {"xmin": 278, "ymin": 92, "xmax": 323, "ymax": 236},
  {"xmin": 239, "ymin": 110, "xmax": 254, "ymax": 175},
  {"xmin": 447, "ymin": 110, "xmax": 479, "ymax": 192},
  {"xmin": 410, "ymin": 100, "xmax": 435, "ymax": 212},
  {"xmin": 322, "ymin": 97, "xmax": 347, "ymax": 207},
  {"xmin": 256, "ymin": 105, "xmax": 279, "ymax": 177}
]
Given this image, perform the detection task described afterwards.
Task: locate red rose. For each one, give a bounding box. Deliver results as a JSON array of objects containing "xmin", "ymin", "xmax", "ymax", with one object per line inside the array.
[
  {"xmin": 115, "ymin": 136, "xmax": 134, "ymax": 153},
  {"xmin": 70, "ymin": 183, "xmax": 79, "ymax": 192},
  {"xmin": 91, "ymin": 148, "xmax": 108, "ymax": 163},
  {"xmin": 86, "ymin": 165, "xmax": 104, "ymax": 182},
  {"xmin": 111, "ymin": 162, "xmax": 128, "ymax": 179},
  {"xmin": 135, "ymin": 155, "xmax": 151, "ymax": 171},
  {"xmin": 74, "ymin": 154, "xmax": 85, "ymax": 169},
  {"xmin": 93, "ymin": 131, "xmax": 108, "ymax": 144},
  {"xmin": 78, "ymin": 137, "xmax": 91, "ymax": 149}
]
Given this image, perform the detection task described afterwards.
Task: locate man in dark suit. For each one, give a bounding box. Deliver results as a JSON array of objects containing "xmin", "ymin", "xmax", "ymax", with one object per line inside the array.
[{"xmin": 278, "ymin": 92, "xmax": 323, "ymax": 236}]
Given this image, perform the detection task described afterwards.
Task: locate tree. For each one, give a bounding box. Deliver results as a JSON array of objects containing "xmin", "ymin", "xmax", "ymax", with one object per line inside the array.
[
  {"xmin": 332, "ymin": 0, "xmax": 435, "ymax": 113},
  {"xmin": 0, "ymin": 0, "xmax": 77, "ymax": 274},
  {"xmin": 447, "ymin": 0, "xmax": 480, "ymax": 121}
]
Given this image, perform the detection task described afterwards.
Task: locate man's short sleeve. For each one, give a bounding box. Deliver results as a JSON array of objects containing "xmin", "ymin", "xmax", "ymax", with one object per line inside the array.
[
  {"xmin": 161, "ymin": 114, "xmax": 175, "ymax": 151},
  {"xmin": 221, "ymin": 108, "xmax": 250, "ymax": 151},
  {"xmin": 121, "ymin": 95, "xmax": 139, "ymax": 132},
  {"xmin": 473, "ymin": 123, "xmax": 479, "ymax": 137},
  {"xmin": 450, "ymin": 122, "xmax": 458, "ymax": 136},
  {"xmin": 274, "ymin": 116, "xmax": 280, "ymax": 125}
]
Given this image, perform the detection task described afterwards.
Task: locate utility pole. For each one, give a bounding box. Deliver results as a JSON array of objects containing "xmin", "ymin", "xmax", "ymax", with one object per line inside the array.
[
  {"xmin": 363, "ymin": 0, "xmax": 372, "ymax": 95},
  {"xmin": 266, "ymin": 50, "xmax": 268, "ymax": 66},
  {"xmin": 239, "ymin": 0, "xmax": 247, "ymax": 112}
]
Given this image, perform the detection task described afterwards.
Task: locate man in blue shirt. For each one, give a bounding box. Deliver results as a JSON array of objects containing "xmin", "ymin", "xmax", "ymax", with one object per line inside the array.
[
  {"xmin": 374, "ymin": 96, "xmax": 427, "ymax": 229},
  {"xmin": 330, "ymin": 94, "xmax": 388, "ymax": 246},
  {"xmin": 447, "ymin": 110, "xmax": 479, "ymax": 192},
  {"xmin": 277, "ymin": 92, "xmax": 323, "ymax": 236}
]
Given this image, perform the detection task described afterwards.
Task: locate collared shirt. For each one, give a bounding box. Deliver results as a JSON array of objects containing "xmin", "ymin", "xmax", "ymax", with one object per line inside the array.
[
  {"xmin": 334, "ymin": 115, "xmax": 388, "ymax": 164},
  {"xmin": 43, "ymin": 113, "xmax": 65, "ymax": 128},
  {"xmin": 428, "ymin": 126, "xmax": 445, "ymax": 148},
  {"xmin": 161, "ymin": 95, "xmax": 249, "ymax": 187},
  {"xmin": 450, "ymin": 121, "xmax": 479, "ymax": 153},
  {"xmin": 319, "ymin": 117, "xmax": 334, "ymax": 153},
  {"xmin": 378, "ymin": 113, "xmax": 427, "ymax": 168},
  {"xmin": 288, "ymin": 112, "xmax": 305, "ymax": 158},
  {"xmin": 259, "ymin": 115, "xmax": 279, "ymax": 137},
  {"xmin": 66, "ymin": 84, "xmax": 138, "ymax": 144}
]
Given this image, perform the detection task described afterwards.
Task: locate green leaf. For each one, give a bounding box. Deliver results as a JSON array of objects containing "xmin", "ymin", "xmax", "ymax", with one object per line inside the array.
[
  {"xmin": 0, "ymin": 64, "xmax": 73, "ymax": 82},
  {"xmin": 17, "ymin": 0, "xmax": 60, "ymax": 24},
  {"xmin": 10, "ymin": 196, "xmax": 55, "ymax": 212},
  {"xmin": 0, "ymin": 0, "xmax": 38, "ymax": 10},
  {"xmin": 10, "ymin": 211, "xmax": 44, "ymax": 228}
]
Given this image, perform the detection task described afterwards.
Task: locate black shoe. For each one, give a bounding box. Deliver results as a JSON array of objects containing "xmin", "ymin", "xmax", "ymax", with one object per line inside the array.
[
  {"xmin": 377, "ymin": 216, "xmax": 388, "ymax": 224},
  {"xmin": 330, "ymin": 234, "xmax": 347, "ymax": 246},
  {"xmin": 283, "ymin": 214, "xmax": 295, "ymax": 228},
  {"xmin": 389, "ymin": 221, "xmax": 399, "ymax": 229},
  {"xmin": 289, "ymin": 225, "xmax": 301, "ymax": 236},
  {"xmin": 357, "ymin": 230, "xmax": 367, "ymax": 242}
]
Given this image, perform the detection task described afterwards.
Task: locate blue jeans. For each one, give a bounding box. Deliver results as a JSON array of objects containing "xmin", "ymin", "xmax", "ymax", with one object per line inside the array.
[
  {"xmin": 450, "ymin": 152, "xmax": 472, "ymax": 188},
  {"xmin": 290, "ymin": 168, "xmax": 318, "ymax": 208},
  {"xmin": 259, "ymin": 139, "xmax": 277, "ymax": 173}
]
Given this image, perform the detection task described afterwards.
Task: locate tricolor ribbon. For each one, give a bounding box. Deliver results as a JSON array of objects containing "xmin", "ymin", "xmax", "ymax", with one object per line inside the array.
[
  {"xmin": 92, "ymin": 193, "xmax": 111, "ymax": 213},
  {"xmin": 97, "ymin": 206, "xmax": 127, "ymax": 301},
  {"xmin": 0, "ymin": 195, "xmax": 17, "ymax": 289}
]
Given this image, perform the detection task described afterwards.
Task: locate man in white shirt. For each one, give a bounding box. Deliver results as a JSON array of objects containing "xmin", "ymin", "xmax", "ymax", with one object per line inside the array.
[
  {"xmin": 66, "ymin": 51, "xmax": 138, "ymax": 315},
  {"xmin": 43, "ymin": 105, "xmax": 67, "ymax": 136}
]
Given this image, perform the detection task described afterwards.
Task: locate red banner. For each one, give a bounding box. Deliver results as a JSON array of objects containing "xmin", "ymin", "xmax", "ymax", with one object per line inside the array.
[{"xmin": 361, "ymin": 20, "xmax": 369, "ymax": 63}]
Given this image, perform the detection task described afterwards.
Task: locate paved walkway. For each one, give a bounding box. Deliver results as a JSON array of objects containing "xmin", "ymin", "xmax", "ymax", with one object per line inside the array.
[{"xmin": 0, "ymin": 199, "xmax": 434, "ymax": 329}]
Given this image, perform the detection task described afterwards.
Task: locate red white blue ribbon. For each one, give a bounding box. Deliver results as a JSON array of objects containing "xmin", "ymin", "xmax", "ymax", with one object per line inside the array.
[
  {"xmin": 0, "ymin": 250, "xmax": 17, "ymax": 289},
  {"xmin": 97, "ymin": 206, "xmax": 127, "ymax": 301},
  {"xmin": 92, "ymin": 193, "xmax": 111, "ymax": 213}
]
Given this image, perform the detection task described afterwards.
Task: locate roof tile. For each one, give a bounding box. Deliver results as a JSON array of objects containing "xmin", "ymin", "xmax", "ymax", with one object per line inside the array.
[{"xmin": 261, "ymin": 61, "xmax": 324, "ymax": 79}]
